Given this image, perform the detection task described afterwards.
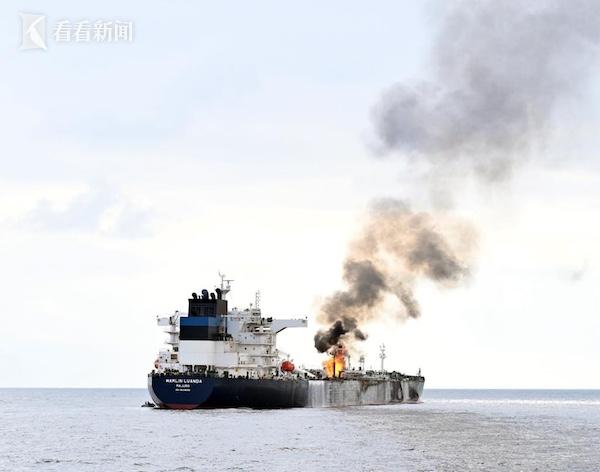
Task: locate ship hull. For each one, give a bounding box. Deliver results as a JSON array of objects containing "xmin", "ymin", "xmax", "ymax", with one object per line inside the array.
[
  {"xmin": 149, "ymin": 374, "xmax": 425, "ymax": 409},
  {"xmin": 149, "ymin": 374, "xmax": 309, "ymax": 409},
  {"xmin": 306, "ymin": 377, "xmax": 424, "ymax": 407}
]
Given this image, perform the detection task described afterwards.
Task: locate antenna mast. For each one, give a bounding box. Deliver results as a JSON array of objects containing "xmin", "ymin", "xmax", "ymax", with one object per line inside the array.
[
  {"xmin": 379, "ymin": 344, "xmax": 387, "ymax": 372},
  {"xmin": 218, "ymin": 272, "xmax": 234, "ymax": 299},
  {"xmin": 255, "ymin": 290, "xmax": 261, "ymax": 309}
]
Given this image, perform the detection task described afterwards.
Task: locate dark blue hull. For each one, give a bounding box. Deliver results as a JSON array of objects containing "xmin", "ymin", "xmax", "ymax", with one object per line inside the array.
[{"xmin": 148, "ymin": 374, "xmax": 309, "ymax": 409}]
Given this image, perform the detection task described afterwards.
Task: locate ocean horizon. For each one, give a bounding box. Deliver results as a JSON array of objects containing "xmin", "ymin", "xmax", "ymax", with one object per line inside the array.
[{"xmin": 3, "ymin": 388, "xmax": 599, "ymax": 471}]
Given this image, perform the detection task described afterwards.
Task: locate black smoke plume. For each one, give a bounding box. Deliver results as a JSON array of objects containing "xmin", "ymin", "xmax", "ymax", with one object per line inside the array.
[
  {"xmin": 314, "ymin": 199, "xmax": 473, "ymax": 352},
  {"xmin": 316, "ymin": 1, "xmax": 600, "ymax": 353}
]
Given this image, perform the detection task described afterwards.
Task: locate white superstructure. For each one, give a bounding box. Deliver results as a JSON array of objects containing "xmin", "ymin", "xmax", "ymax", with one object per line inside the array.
[{"xmin": 154, "ymin": 277, "xmax": 307, "ymax": 379}]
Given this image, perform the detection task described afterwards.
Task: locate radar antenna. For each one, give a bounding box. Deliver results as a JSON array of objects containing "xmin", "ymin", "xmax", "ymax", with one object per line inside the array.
[{"xmin": 218, "ymin": 272, "xmax": 234, "ymax": 299}]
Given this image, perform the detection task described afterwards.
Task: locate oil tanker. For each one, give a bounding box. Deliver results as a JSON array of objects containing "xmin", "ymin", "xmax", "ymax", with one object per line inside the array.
[{"xmin": 148, "ymin": 277, "xmax": 424, "ymax": 409}]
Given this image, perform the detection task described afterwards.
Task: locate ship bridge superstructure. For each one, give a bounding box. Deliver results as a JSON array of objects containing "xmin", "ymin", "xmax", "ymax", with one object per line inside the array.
[{"xmin": 154, "ymin": 278, "xmax": 307, "ymax": 379}]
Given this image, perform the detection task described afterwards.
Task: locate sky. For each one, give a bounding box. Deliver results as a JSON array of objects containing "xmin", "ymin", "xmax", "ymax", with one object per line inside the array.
[{"xmin": 1, "ymin": 1, "xmax": 599, "ymax": 388}]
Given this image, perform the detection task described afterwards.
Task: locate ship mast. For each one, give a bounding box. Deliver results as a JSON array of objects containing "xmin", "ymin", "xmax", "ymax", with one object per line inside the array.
[
  {"xmin": 379, "ymin": 344, "xmax": 386, "ymax": 372},
  {"xmin": 255, "ymin": 290, "xmax": 261, "ymax": 309},
  {"xmin": 218, "ymin": 272, "xmax": 234, "ymax": 299}
]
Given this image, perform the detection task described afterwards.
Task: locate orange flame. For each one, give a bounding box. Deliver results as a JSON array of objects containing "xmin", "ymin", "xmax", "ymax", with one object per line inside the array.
[{"xmin": 323, "ymin": 345, "xmax": 346, "ymax": 378}]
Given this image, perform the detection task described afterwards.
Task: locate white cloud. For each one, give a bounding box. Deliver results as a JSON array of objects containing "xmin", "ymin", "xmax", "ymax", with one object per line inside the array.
[{"xmin": 17, "ymin": 183, "xmax": 156, "ymax": 238}]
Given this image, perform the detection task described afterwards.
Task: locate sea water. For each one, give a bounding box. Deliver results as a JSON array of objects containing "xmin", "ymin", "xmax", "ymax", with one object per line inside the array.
[{"xmin": 2, "ymin": 389, "xmax": 599, "ymax": 471}]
